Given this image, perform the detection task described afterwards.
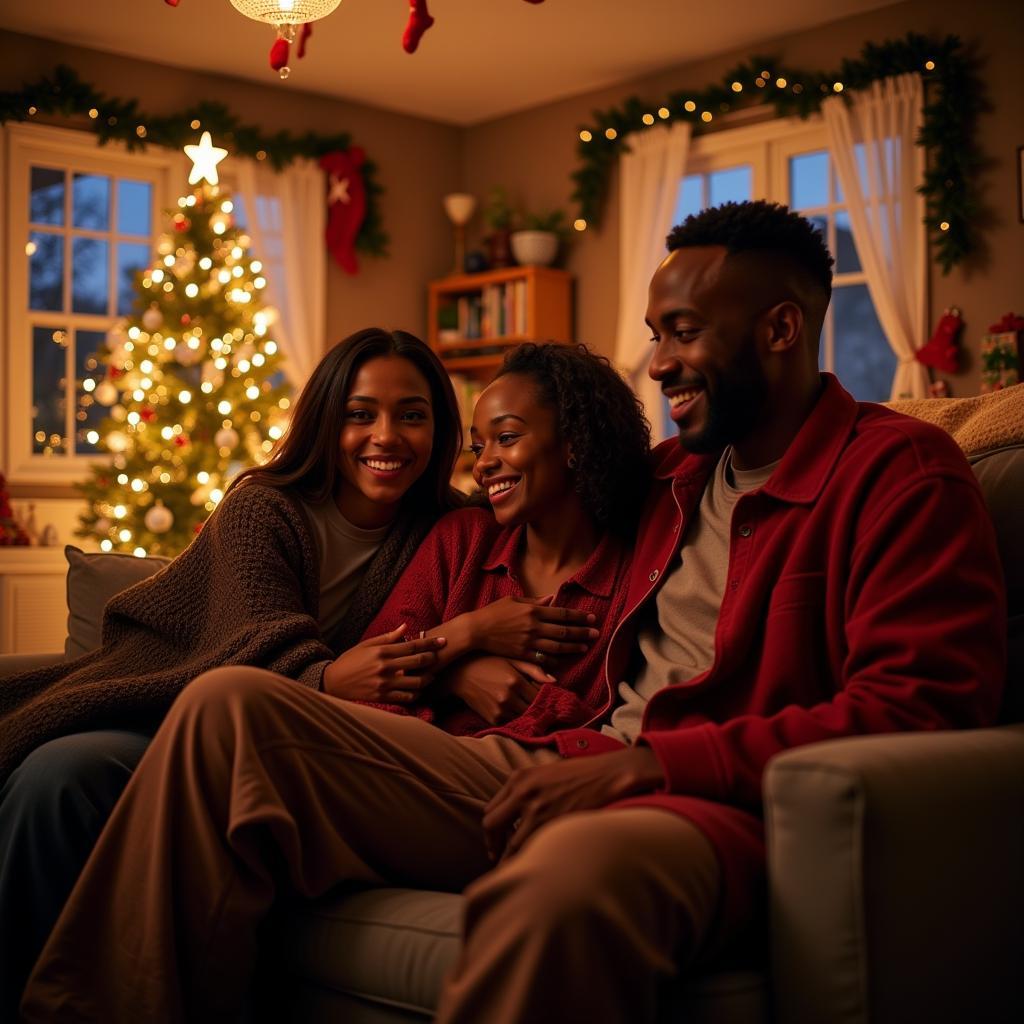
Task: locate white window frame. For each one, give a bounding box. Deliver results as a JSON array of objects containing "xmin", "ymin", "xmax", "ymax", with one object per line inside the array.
[
  {"xmin": 3, "ymin": 123, "xmax": 181, "ymax": 486},
  {"xmin": 683, "ymin": 114, "xmax": 895, "ymax": 382}
]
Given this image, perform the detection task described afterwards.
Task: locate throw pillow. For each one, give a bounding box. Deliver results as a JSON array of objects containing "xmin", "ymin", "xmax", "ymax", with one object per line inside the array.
[{"xmin": 64, "ymin": 545, "xmax": 170, "ymax": 659}]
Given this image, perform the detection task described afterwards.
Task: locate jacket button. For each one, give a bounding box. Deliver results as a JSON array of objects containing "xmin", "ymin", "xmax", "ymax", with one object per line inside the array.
[
  {"xmin": 739, "ymin": 525, "xmax": 752, "ymax": 538},
  {"xmin": 649, "ymin": 569, "xmax": 659, "ymax": 582},
  {"xmin": 575, "ymin": 738, "xmax": 589, "ymax": 749}
]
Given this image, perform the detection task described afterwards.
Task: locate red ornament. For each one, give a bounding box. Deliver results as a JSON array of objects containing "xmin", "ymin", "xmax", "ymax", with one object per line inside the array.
[
  {"xmin": 269, "ymin": 36, "xmax": 290, "ymax": 72},
  {"xmin": 164, "ymin": 0, "xmax": 181, "ymax": 6},
  {"xmin": 298, "ymin": 22, "xmax": 313, "ymax": 58},
  {"xmin": 110, "ymin": 366, "xmax": 125, "ymax": 379},
  {"xmin": 173, "ymin": 434, "xmax": 189, "ymax": 447},
  {"xmin": 916, "ymin": 307, "xmax": 963, "ymax": 375},
  {"xmin": 403, "ymin": 0, "xmax": 435, "ymax": 53},
  {"xmin": 173, "ymin": 213, "xmax": 190, "ymax": 232},
  {"xmin": 320, "ymin": 149, "xmax": 367, "ymax": 275},
  {"xmin": 181, "ymin": 314, "xmax": 191, "ymax": 325},
  {"xmin": 140, "ymin": 406, "xmax": 157, "ymax": 423}
]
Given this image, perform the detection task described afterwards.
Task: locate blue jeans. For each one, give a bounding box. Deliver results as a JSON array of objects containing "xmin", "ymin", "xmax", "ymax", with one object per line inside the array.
[{"xmin": 0, "ymin": 729, "xmax": 151, "ymax": 1019}]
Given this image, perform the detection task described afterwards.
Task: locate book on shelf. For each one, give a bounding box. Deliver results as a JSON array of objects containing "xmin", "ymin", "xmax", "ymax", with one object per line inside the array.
[{"xmin": 439, "ymin": 280, "xmax": 529, "ymax": 344}]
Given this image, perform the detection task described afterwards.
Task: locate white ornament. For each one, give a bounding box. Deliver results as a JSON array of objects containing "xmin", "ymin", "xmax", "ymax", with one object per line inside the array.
[
  {"xmin": 215, "ymin": 427, "xmax": 239, "ymax": 450},
  {"xmin": 142, "ymin": 306, "xmax": 163, "ymax": 332},
  {"xmin": 94, "ymin": 380, "xmax": 119, "ymax": 406},
  {"xmin": 106, "ymin": 430, "xmax": 129, "ymax": 453},
  {"xmin": 144, "ymin": 502, "xmax": 174, "ymax": 534}
]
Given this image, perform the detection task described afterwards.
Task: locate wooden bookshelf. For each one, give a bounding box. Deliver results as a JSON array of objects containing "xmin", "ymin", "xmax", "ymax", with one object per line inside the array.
[{"xmin": 427, "ymin": 265, "xmax": 573, "ymax": 379}]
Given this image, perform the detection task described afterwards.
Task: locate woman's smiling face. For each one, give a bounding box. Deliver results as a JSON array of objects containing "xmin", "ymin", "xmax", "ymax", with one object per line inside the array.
[
  {"xmin": 470, "ymin": 373, "xmax": 572, "ymax": 527},
  {"xmin": 336, "ymin": 355, "xmax": 434, "ymax": 527}
]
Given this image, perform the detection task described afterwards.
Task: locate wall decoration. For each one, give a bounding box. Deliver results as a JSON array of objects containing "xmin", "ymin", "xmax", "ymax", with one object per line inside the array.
[
  {"xmin": 0, "ymin": 65, "xmax": 387, "ymax": 258},
  {"xmin": 570, "ymin": 33, "xmax": 982, "ymax": 274}
]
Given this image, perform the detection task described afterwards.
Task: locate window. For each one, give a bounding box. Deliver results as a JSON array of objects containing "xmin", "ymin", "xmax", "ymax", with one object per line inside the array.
[
  {"xmin": 660, "ymin": 118, "xmax": 895, "ymax": 438},
  {"xmin": 4, "ymin": 124, "xmax": 179, "ymax": 485}
]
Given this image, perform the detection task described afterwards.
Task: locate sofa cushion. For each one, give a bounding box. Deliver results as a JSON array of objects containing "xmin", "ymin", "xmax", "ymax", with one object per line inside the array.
[
  {"xmin": 64, "ymin": 545, "xmax": 170, "ymax": 659},
  {"xmin": 282, "ymin": 887, "xmax": 769, "ymax": 1023}
]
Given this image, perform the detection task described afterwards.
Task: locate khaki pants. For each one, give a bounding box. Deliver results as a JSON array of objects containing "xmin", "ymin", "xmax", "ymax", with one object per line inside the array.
[{"xmin": 22, "ymin": 667, "xmax": 721, "ymax": 1024}]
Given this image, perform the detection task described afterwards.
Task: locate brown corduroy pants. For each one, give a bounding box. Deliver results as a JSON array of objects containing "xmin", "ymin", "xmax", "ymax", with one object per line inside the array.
[{"xmin": 21, "ymin": 666, "xmax": 721, "ymax": 1024}]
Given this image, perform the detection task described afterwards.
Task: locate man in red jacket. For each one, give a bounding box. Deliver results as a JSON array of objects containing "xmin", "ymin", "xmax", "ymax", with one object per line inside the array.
[{"xmin": 22, "ymin": 202, "xmax": 1005, "ymax": 1024}]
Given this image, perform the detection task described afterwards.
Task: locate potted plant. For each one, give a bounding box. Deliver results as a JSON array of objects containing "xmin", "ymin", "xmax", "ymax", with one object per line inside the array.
[
  {"xmin": 511, "ymin": 208, "xmax": 566, "ymax": 267},
  {"xmin": 483, "ymin": 186, "xmax": 515, "ymax": 268}
]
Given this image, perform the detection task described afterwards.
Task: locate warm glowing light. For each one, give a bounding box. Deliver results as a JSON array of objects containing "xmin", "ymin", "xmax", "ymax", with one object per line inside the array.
[
  {"xmin": 164, "ymin": 337, "xmax": 176, "ymax": 350},
  {"xmin": 100, "ymin": 539, "xmax": 113, "ymax": 551},
  {"xmin": 214, "ymin": 357, "xmax": 228, "ymax": 370},
  {"xmin": 701, "ymin": 111, "xmax": 713, "ymax": 122},
  {"xmin": 86, "ymin": 430, "xmax": 100, "ymax": 444},
  {"xmin": 119, "ymin": 528, "xmax": 132, "ymax": 542},
  {"xmin": 924, "ymin": 60, "xmax": 936, "ymax": 71},
  {"xmin": 731, "ymin": 82, "xmax": 743, "ymax": 92},
  {"xmin": 83, "ymin": 378, "xmax": 96, "ymax": 392},
  {"xmin": 201, "ymin": 381, "xmax": 214, "ymax": 393},
  {"xmin": 221, "ymin": 200, "xmax": 234, "ymax": 213},
  {"xmin": 265, "ymin": 341, "xmax": 278, "ymax": 355},
  {"xmin": 140, "ymin": 377, "xmax": 153, "ymax": 390},
  {"xmin": 114, "ymin": 505, "xmax": 127, "ymax": 518},
  {"xmin": 231, "ymin": 246, "xmax": 243, "ymax": 259},
  {"xmin": 89, "ymin": 108, "xmax": 99, "ymax": 119},
  {"xmin": 185, "ymin": 283, "xmax": 199, "ymax": 298},
  {"xmin": 238, "ymin": 359, "xmax": 251, "ymax": 372},
  {"xmin": 252, "ymin": 353, "xmax": 265, "ymax": 366},
  {"xmin": 232, "ymin": 266, "xmax": 244, "ymax": 278},
  {"xmin": 140, "ymin": 359, "xmax": 153, "ymax": 373},
  {"xmin": 579, "ymin": 130, "xmax": 592, "ymax": 142},
  {"xmin": 160, "ymin": 472, "xmax": 171, "ymax": 483},
  {"xmin": 833, "ymin": 82, "xmax": 844, "ymax": 92},
  {"xmin": 197, "ymin": 471, "xmax": 210, "ymax": 484},
  {"xmin": 133, "ymin": 389, "xmax": 145, "ymax": 401},
  {"xmin": 131, "ymin": 479, "xmax": 145, "ymax": 492},
  {"xmin": 161, "ymin": 426, "xmax": 174, "ymax": 440},
  {"xmin": 128, "ymin": 327, "xmax": 141, "ymax": 339},
  {"xmin": 164, "ymin": 254, "xmax": 176, "ymax": 267},
  {"xmin": 163, "ymin": 281, "xmax": 174, "ymax": 292},
  {"xmin": 278, "ymin": 397, "xmax": 290, "ymax": 409},
  {"xmin": 218, "ymin": 400, "xmax": 232, "ymax": 415},
  {"xmin": 658, "ymin": 107, "xmax": 670, "ymax": 119},
  {"xmin": 604, "ymin": 128, "xmax": 617, "ymax": 140},
  {"xmin": 684, "ymin": 100, "xmax": 697, "ymax": 112},
  {"xmin": 25, "ymin": 240, "xmax": 37, "ymax": 256},
  {"xmin": 127, "ymin": 412, "xmax": 141, "ymax": 425},
  {"xmin": 246, "ymin": 385, "xmax": 260, "ymax": 400},
  {"xmin": 210, "ymin": 488, "xmax": 224, "ymax": 504},
  {"xmin": 776, "ymin": 77, "xmax": 787, "ymax": 88},
  {"xmin": 268, "ymin": 425, "xmax": 284, "ymax": 440},
  {"xmin": 117, "ymin": 473, "xmax": 129, "ymax": 485},
  {"xmin": 573, "ymin": 218, "xmax": 587, "ymax": 232},
  {"xmin": 199, "ymin": 257, "xmax": 212, "ymax": 270},
  {"xmin": 939, "ymin": 221, "xmax": 950, "ymax": 231},
  {"xmin": 642, "ymin": 114, "xmax": 655, "ymax": 126},
  {"xmin": 218, "ymin": 270, "xmax": 231, "ymax": 284},
  {"xmin": 179, "ymin": 390, "xmax": 192, "ymax": 403},
  {"xmin": 213, "ymin": 221, "xmax": 227, "ymax": 235},
  {"xmin": 254, "ymin": 277, "xmax": 266, "ymax": 289},
  {"xmin": 185, "ymin": 195, "xmax": 197, "ymax": 207},
  {"xmin": 133, "ymin": 547, "xmax": 147, "ymax": 558},
  {"xmin": 250, "ymin": 260, "xmax": 262, "ymax": 272},
  {"xmin": 184, "ymin": 131, "xmax": 228, "ymax": 186}
]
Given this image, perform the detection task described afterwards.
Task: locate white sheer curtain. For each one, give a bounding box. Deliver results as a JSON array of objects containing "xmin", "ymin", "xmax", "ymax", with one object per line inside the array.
[
  {"xmin": 614, "ymin": 121, "xmax": 691, "ymax": 436},
  {"xmin": 823, "ymin": 73, "xmax": 928, "ymax": 399},
  {"xmin": 234, "ymin": 157, "xmax": 326, "ymax": 388}
]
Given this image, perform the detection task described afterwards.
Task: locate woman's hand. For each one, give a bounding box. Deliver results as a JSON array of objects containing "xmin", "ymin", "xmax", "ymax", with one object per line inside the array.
[
  {"xmin": 445, "ymin": 655, "xmax": 553, "ymax": 725},
  {"xmin": 323, "ymin": 624, "xmax": 446, "ymax": 702},
  {"xmin": 461, "ymin": 596, "xmax": 599, "ymax": 661}
]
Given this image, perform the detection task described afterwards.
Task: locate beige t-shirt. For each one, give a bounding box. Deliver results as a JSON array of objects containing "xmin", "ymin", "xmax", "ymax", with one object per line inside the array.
[
  {"xmin": 602, "ymin": 449, "xmax": 778, "ymax": 746},
  {"xmin": 300, "ymin": 498, "xmax": 391, "ymax": 638}
]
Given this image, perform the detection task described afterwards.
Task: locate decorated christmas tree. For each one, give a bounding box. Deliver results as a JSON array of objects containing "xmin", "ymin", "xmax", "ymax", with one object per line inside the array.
[{"xmin": 75, "ymin": 134, "xmax": 292, "ymax": 557}]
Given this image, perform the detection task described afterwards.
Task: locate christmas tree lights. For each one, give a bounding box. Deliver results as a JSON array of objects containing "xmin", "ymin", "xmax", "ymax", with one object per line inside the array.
[{"xmin": 74, "ymin": 141, "xmax": 292, "ymax": 556}]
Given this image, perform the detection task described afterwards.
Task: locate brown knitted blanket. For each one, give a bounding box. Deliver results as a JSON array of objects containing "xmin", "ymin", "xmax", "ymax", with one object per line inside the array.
[{"xmin": 0, "ymin": 482, "xmax": 434, "ymax": 786}]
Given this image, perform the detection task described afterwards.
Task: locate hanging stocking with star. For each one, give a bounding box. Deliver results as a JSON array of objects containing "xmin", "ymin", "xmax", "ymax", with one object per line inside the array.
[
  {"xmin": 320, "ymin": 148, "xmax": 367, "ymax": 275},
  {"xmin": 915, "ymin": 307, "xmax": 963, "ymax": 374}
]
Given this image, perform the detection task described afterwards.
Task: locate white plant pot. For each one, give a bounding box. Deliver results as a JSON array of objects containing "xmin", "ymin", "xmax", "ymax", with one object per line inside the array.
[{"xmin": 511, "ymin": 230, "xmax": 559, "ymax": 267}]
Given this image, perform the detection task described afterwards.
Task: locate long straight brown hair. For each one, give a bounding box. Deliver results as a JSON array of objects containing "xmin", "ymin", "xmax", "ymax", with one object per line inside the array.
[{"xmin": 231, "ymin": 328, "xmax": 462, "ymax": 515}]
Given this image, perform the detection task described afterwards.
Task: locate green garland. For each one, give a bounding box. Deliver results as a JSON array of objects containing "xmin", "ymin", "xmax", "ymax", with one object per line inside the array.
[
  {"xmin": 572, "ymin": 33, "xmax": 981, "ymax": 274},
  {"xmin": 0, "ymin": 65, "xmax": 387, "ymax": 257}
]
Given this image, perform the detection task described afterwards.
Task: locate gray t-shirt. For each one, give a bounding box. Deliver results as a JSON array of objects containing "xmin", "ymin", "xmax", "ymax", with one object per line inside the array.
[
  {"xmin": 602, "ymin": 449, "xmax": 778, "ymax": 745},
  {"xmin": 300, "ymin": 498, "xmax": 390, "ymax": 638}
]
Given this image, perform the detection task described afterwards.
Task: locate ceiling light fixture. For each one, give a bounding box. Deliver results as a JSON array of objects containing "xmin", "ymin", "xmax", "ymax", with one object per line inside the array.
[{"xmin": 228, "ymin": 0, "xmax": 343, "ymax": 78}]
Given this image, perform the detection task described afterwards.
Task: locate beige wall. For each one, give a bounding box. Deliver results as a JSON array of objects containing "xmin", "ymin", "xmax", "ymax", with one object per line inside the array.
[
  {"xmin": 0, "ymin": 29, "xmax": 461, "ymax": 345},
  {"xmin": 461, "ymin": 0, "xmax": 1024, "ymax": 396}
]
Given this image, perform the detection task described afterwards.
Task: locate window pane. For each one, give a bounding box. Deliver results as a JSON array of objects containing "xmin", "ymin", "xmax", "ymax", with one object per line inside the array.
[
  {"xmin": 72, "ymin": 237, "xmax": 110, "ymax": 314},
  {"xmin": 75, "ymin": 329, "xmax": 107, "ymax": 454},
  {"xmin": 32, "ymin": 326, "xmax": 69, "ymax": 454},
  {"xmin": 806, "ymin": 214, "xmax": 828, "ymax": 257},
  {"xmin": 708, "ymin": 165, "xmax": 751, "ymax": 207},
  {"xmin": 790, "ymin": 150, "xmax": 829, "ymax": 209},
  {"xmin": 835, "ymin": 210, "xmax": 860, "ymax": 273},
  {"xmin": 835, "ymin": 145, "xmax": 869, "ymax": 204},
  {"xmin": 230, "ymin": 194, "xmax": 249, "ymax": 230},
  {"xmin": 30, "ymin": 167, "xmax": 65, "ymax": 225},
  {"xmin": 118, "ymin": 242, "xmax": 151, "ymax": 315},
  {"xmin": 29, "ymin": 231, "xmax": 64, "ymax": 311},
  {"xmin": 673, "ymin": 175, "xmax": 703, "ymax": 224},
  {"xmin": 118, "ymin": 179, "xmax": 152, "ymax": 236},
  {"xmin": 72, "ymin": 173, "xmax": 111, "ymax": 230},
  {"xmin": 832, "ymin": 283, "xmax": 895, "ymax": 401}
]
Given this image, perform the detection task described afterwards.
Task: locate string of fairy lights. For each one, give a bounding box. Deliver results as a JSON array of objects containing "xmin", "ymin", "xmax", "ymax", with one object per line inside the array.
[{"xmin": 568, "ymin": 32, "xmax": 981, "ymax": 273}]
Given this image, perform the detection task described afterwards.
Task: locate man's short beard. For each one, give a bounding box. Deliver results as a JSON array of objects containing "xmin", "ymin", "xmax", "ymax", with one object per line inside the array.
[{"xmin": 680, "ymin": 353, "xmax": 767, "ymax": 454}]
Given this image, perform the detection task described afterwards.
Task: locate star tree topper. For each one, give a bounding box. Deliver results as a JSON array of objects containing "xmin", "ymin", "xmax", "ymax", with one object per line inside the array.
[{"xmin": 185, "ymin": 131, "xmax": 228, "ymax": 186}]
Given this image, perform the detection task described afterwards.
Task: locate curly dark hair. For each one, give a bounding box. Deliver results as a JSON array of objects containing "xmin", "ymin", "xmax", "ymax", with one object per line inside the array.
[
  {"xmin": 666, "ymin": 200, "xmax": 834, "ymax": 296},
  {"xmin": 494, "ymin": 342, "xmax": 651, "ymax": 535}
]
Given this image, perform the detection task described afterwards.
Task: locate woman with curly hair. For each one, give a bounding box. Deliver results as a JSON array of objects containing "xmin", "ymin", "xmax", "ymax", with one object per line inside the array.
[{"xmin": 352, "ymin": 340, "xmax": 652, "ymax": 735}]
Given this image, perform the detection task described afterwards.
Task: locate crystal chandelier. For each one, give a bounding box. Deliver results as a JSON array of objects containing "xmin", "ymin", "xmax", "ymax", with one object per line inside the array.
[{"xmin": 229, "ymin": 0, "xmax": 343, "ymax": 78}]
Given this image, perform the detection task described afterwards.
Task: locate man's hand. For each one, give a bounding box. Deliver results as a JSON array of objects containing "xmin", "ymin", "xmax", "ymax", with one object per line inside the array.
[
  {"xmin": 483, "ymin": 745, "xmax": 665, "ymax": 860},
  {"xmin": 445, "ymin": 655, "xmax": 553, "ymax": 725},
  {"xmin": 323, "ymin": 624, "xmax": 445, "ymax": 702}
]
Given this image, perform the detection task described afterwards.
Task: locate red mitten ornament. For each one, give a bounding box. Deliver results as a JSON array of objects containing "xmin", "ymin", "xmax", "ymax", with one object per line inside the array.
[
  {"xmin": 915, "ymin": 307, "xmax": 962, "ymax": 374},
  {"xmin": 320, "ymin": 149, "xmax": 367, "ymax": 275}
]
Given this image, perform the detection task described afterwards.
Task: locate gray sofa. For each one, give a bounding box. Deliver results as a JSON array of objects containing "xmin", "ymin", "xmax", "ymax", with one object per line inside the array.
[{"xmin": 2, "ymin": 417, "xmax": 1022, "ymax": 1024}]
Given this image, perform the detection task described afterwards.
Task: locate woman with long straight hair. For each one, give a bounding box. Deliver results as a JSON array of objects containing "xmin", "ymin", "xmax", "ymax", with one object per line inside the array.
[{"xmin": 0, "ymin": 327, "xmax": 465, "ymax": 1019}]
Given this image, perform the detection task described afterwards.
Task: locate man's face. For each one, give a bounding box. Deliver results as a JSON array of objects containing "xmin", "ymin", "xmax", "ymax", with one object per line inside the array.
[{"xmin": 645, "ymin": 246, "xmax": 768, "ymax": 453}]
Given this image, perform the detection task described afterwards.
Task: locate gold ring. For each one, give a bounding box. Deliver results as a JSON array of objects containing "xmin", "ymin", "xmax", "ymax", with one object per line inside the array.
[{"xmin": 534, "ymin": 650, "xmax": 546, "ymax": 664}]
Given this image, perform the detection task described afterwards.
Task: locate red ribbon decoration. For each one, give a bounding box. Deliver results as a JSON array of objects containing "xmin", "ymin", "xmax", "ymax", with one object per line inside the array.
[{"xmin": 988, "ymin": 312, "xmax": 1024, "ymax": 334}]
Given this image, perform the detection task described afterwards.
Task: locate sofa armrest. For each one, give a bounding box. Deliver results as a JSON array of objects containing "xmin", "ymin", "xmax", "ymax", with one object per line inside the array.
[
  {"xmin": 765, "ymin": 725, "xmax": 1024, "ymax": 1024},
  {"xmin": 0, "ymin": 652, "xmax": 65, "ymax": 678}
]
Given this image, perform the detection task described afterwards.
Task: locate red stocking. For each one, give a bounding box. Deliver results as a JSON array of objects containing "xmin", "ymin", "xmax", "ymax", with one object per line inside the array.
[
  {"xmin": 915, "ymin": 308, "xmax": 963, "ymax": 374},
  {"xmin": 403, "ymin": 0, "xmax": 434, "ymax": 53}
]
